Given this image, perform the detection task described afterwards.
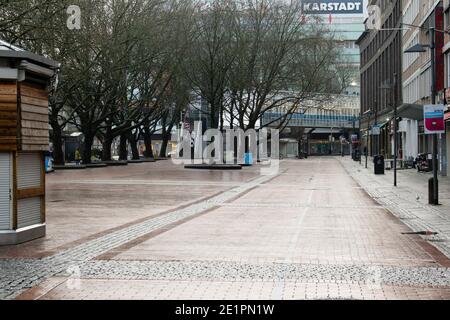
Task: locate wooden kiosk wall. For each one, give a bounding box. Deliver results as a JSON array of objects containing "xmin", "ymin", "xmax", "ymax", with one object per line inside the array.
[{"xmin": 0, "ymin": 79, "xmax": 47, "ymax": 233}]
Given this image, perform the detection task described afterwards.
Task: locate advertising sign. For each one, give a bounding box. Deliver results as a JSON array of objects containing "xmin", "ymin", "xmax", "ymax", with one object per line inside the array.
[
  {"xmin": 302, "ymin": 0, "xmax": 364, "ymax": 14},
  {"xmin": 371, "ymin": 125, "xmax": 381, "ymax": 136},
  {"xmin": 424, "ymin": 104, "xmax": 445, "ymax": 134}
]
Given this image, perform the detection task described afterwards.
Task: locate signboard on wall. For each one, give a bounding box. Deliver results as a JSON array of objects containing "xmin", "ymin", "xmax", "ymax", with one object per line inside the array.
[
  {"xmin": 371, "ymin": 125, "xmax": 381, "ymax": 136},
  {"xmin": 424, "ymin": 104, "xmax": 445, "ymax": 134},
  {"xmin": 302, "ymin": 0, "xmax": 364, "ymax": 14}
]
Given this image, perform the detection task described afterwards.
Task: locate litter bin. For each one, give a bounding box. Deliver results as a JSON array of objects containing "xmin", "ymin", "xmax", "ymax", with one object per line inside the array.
[
  {"xmin": 244, "ymin": 153, "xmax": 253, "ymax": 166},
  {"xmin": 45, "ymin": 153, "xmax": 54, "ymax": 173},
  {"xmin": 374, "ymin": 155, "xmax": 385, "ymax": 175},
  {"xmin": 352, "ymin": 149, "xmax": 361, "ymax": 162}
]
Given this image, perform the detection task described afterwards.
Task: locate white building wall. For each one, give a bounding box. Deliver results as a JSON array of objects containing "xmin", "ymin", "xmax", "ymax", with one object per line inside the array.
[{"xmin": 399, "ymin": 119, "xmax": 419, "ymax": 160}]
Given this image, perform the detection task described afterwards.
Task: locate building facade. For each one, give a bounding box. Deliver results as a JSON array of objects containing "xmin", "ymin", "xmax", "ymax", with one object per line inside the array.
[
  {"xmin": 260, "ymin": 1, "xmax": 366, "ymax": 157},
  {"xmin": 442, "ymin": 0, "xmax": 450, "ymax": 175},
  {"xmin": 357, "ymin": 0, "xmax": 403, "ymax": 159},
  {"xmin": 403, "ymin": 0, "xmax": 446, "ymax": 175}
]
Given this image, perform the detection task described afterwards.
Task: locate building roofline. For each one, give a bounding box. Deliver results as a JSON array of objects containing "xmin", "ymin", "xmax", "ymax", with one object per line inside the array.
[{"xmin": 0, "ymin": 40, "xmax": 59, "ymax": 69}]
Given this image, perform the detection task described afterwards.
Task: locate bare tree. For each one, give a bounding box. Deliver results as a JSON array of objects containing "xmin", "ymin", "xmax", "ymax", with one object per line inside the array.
[
  {"xmin": 183, "ymin": 0, "xmax": 239, "ymax": 130},
  {"xmin": 226, "ymin": 0, "xmax": 348, "ymax": 131},
  {"xmin": 0, "ymin": 0, "xmax": 65, "ymax": 46},
  {"xmin": 1, "ymin": 0, "xmax": 350, "ymax": 164}
]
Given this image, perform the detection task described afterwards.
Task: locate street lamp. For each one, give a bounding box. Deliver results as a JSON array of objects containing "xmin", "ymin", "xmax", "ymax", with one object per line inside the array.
[
  {"xmin": 330, "ymin": 127, "xmax": 335, "ymax": 155},
  {"xmin": 404, "ymin": 26, "xmax": 439, "ymax": 205},
  {"xmin": 380, "ymin": 73, "xmax": 399, "ymax": 187},
  {"xmin": 363, "ymin": 109, "xmax": 373, "ymax": 169}
]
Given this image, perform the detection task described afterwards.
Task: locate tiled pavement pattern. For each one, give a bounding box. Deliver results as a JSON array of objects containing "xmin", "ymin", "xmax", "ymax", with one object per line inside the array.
[
  {"xmin": 0, "ymin": 161, "xmax": 258, "ymax": 259},
  {"xmin": 22, "ymin": 279, "xmax": 450, "ymax": 300},
  {"xmin": 340, "ymin": 158, "xmax": 450, "ymax": 259},
  {"xmin": 2, "ymin": 158, "xmax": 450, "ymax": 300},
  {"xmin": 0, "ymin": 170, "xmax": 274, "ymax": 299}
]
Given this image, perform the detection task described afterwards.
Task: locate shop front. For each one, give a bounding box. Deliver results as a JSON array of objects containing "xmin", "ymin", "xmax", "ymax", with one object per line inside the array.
[{"xmin": 446, "ymin": 111, "xmax": 450, "ymax": 175}]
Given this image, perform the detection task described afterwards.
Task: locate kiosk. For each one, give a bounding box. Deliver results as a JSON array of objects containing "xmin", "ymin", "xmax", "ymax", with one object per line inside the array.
[{"xmin": 0, "ymin": 40, "xmax": 58, "ymax": 245}]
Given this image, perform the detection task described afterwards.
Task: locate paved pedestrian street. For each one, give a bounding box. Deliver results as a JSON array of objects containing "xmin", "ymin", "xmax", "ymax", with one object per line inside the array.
[{"xmin": 2, "ymin": 158, "xmax": 450, "ymax": 300}]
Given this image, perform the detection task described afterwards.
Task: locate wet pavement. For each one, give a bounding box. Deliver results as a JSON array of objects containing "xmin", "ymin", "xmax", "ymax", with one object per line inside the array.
[
  {"xmin": 2, "ymin": 158, "xmax": 450, "ymax": 300},
  {"xmin": 0, "ymin": 161, "xmax": 258, "ymax": 259}
]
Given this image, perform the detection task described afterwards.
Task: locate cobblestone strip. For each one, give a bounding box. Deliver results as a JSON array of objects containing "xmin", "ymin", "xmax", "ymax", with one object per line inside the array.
[
  {"xmin": 0, "ymin": 174, "xmax": 277, "ymax": 300},
  {"xmin": 54, "ymin": 260, "xmax": 450, "ymax": 288},
  {"xmin": 219, "ymin": 203, "xmax": 384, "ymax": 209},
  {"xmin": 340, "ymin": 158, "xmax": 450, "ymax": 259}
]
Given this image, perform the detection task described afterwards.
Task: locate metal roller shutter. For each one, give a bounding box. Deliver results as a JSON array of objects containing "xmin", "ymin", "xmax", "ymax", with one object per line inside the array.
[
  {"xmin": 17, "ymin": 153, "xmax": 42, "ymax": 190},
  {"xmin": 0, "ymin": 153, "xmax": 12, "ymax": 230},
  {"xmin": 17, "ymin": 197, "xmax": 41, "ymax": 229}
]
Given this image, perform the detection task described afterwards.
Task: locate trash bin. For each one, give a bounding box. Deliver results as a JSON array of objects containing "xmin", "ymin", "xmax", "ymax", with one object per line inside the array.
[
  {"xmin": 244, "ymin": 153, "xmax": 253, "ymax": 166},
  {"xmin": 352, "ymin": 149, "xmax": 361, "ymax": 162},
  {"xmin": 45, "ymin": 154, "xmax": 54, "ymax": 173},
  {"xmin": 374, "ymin": 155, "xmax": 385, "ymax": 175},
  {"xmin": 428, "ymin": 178, "xmax": 438, "ymax": 205}
]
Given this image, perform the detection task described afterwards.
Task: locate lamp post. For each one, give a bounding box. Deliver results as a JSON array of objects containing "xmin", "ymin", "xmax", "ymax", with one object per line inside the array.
[
  {"xmin": 363, "ymin": 109, "xmax": 373, "ymax": 169},
  {"xmin": 380, "ymin": 73, "xmax": 399, "ymax": 187},
  {"xmin": 358, "ymin": 112, "xmax": 362, "ymax": 165},
  {"xmin": 330, "ymin": 127, "xmax": 334, "ymax": 155},
  {"xmin": 405, "ymin": 27, "xmax": 439, "ymax": 205},
  {"xmin": 393, "ymin": 73, "xmax": 398, "ymax": 187},
  {"xmin": 349, "ymin": 112, "xmax": 362, "ymax": 164}
]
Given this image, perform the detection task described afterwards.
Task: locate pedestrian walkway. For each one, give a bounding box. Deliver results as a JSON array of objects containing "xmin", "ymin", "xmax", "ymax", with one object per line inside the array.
[
  {"xmin": 1, "ymin": 159, "xmax": 450, "ymax": 300},
  {"xmin": 340, "ymin": 157, "xmax": 450, "ymax": 260}
]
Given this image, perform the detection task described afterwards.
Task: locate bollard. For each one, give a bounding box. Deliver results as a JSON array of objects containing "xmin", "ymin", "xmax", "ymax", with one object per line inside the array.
[{"xmin": 429, "ymin": 178, "xmax": 439, "ymax": 205}]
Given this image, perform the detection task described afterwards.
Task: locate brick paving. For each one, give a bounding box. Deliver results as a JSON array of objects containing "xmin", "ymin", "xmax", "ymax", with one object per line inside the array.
[
  {"xmin": 340, "ymin": 157, "xmax": 450, "ymax": 260},
  {"xmin": 19, "ymin": 279, "xmax": 450, "ymax": 300},
  {"xmin": 2, "ymin": 158, "xmax": 450, "ymax": 300},
  {"xmin": 0, "ymin": 164, "xmax": 272, "ymax": 299},
  {"xmin": 0, "ymin": 161, "xmax": 258, "ymax": 259}
]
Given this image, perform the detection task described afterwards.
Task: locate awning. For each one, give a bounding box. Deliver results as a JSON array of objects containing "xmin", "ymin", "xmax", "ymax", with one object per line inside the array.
[
  {"xmin": 397, "ymin": 103, "xmax": 424, "ymax": 120},
  {"xmin": 384, "ymin": 103, "xmax": 424, "ymax": 121},
  {"xmin": 376, "ymin": 121, "xmax": 389, "ymax": 129}
]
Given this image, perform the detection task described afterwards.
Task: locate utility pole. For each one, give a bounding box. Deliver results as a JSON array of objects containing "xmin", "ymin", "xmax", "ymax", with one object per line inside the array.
[
  {"xmin": 404, "ymin": 23, "xmax": 440, "ymax": 204},
  {"xmin": 374, "ymin": 99, "xmax": 378, "ymax": 156},
  {"xmin": 393, "ymin": 73, "xmax": 398, "ymax": 187},
  {"xmin": 365, "ymin": 112, "xmax": 371, "ymax": 169},
  {"xmin": 430, "ymin": 26, "xmax": 439, "ymax": 205},
  {"xmin": 359, "ymin": 112, "xmax": 362, "ymax": 165}
]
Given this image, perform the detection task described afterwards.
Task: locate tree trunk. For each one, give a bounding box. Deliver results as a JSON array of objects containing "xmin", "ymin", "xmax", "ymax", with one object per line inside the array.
[
  {"xmin": 210, "ymin": 111, "xmax": 219, "ymax": 130},
  {"xmin": 101, "ymin": 136, "xmax": 113, "ymax": 161},
  {"xmin": 209, "ymin": 100, "xmax": 219, "ymax": 129},
  {"xmin": 51, "ymin": 124, "xmax": 65, "ymax": 165},
  {"xmin": 101, "ymin": 125, "xmax": 113, "ymax": 161},
  {"xmin": 229, "ymin": 103, "xmax": 234, "ymax": 130},
  {"xmin": 119, "ymin": 134, "xmax": 128, "ymax": 161},
  {"xmin": 143, "ymin": 127, "xmax": 154, "ymax": 158},
  {"xmin": 160, "ymin": 130, "xmax": 172, "ymax": 158},
  {"xmin": 82, "ymin": 134, "xmax": 94, "ymax": 164},
  {"xmin": 49, "ymin": 113, "xmax": 65, "ymax": 165},
  {"xmin": 128, "ymin": 132, "xmax": 140, "ymax": 160},
  {"xmin": 220, "ymin": 104, "xmax": 224, "ymax": 132}
]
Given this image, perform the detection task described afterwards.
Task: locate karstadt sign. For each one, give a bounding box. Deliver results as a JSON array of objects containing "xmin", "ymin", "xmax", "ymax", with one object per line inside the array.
[{"xmin": 302, "ymin": 0, "xmax": 364, "ymax": 14}]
